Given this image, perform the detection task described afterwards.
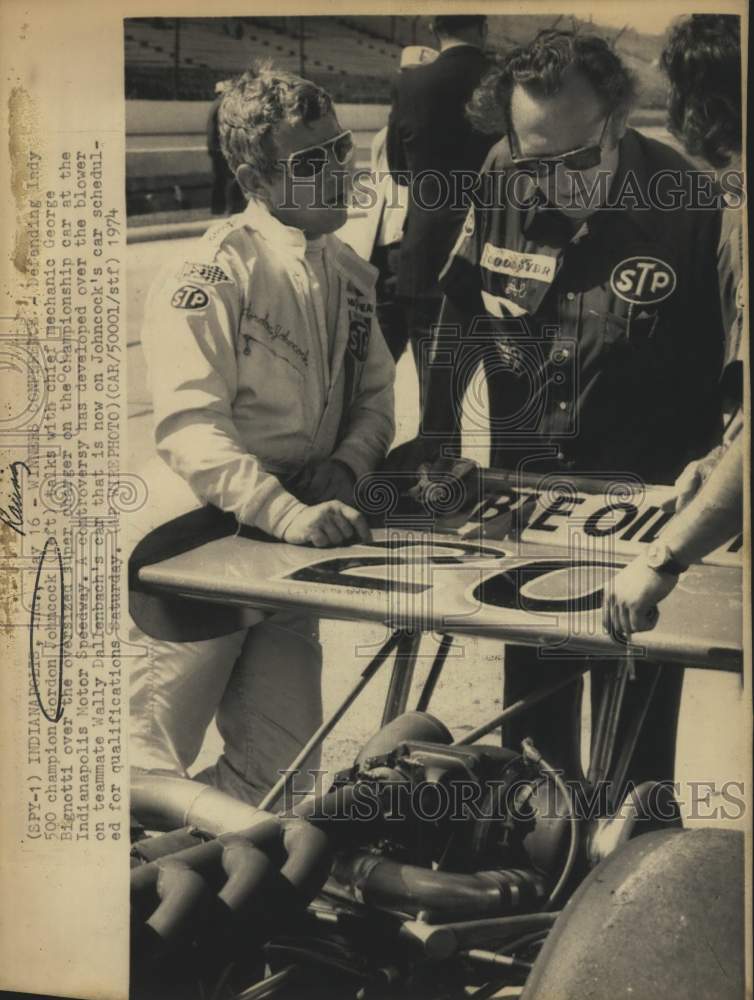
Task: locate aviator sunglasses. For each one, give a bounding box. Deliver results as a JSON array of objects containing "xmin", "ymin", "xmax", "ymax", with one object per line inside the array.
[
  {"xmin": 284, "ymin": 129, "xmax": 355, "ymax": 178},
  {"xmin": 508, "ymin": 115, "xmax": 611, "ymax": 175}
]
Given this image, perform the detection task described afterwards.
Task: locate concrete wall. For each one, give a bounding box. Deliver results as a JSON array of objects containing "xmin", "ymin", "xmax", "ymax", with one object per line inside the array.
[
  {"xmin": 126, "ymin": 100, "xmax": 389, "ymax": 178},
  {"xmin": 126, "ymin": 100, "xmax": 390, "ymax": 135}
]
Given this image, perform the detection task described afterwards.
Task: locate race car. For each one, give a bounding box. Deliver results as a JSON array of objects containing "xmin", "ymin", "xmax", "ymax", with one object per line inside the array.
[{"xmin": 129, "ymin": 467, "xmax": 745, "ymax": 999}]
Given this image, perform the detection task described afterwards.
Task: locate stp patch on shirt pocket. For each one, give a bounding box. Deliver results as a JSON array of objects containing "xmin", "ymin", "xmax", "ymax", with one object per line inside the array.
[{"xmin": 610, "ymin": 255, "xmax": 677, "ymax": 306}]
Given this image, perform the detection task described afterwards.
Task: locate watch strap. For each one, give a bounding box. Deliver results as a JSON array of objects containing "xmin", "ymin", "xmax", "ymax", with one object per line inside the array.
[{"xmin": 657, "ymin": 553, "xmax": 688, "ymax": 576}]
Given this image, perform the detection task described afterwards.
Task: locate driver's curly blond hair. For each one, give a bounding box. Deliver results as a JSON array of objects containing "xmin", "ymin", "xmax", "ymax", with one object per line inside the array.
[{"xmin": 219, "ymin": 62, "xmax": 333, "ymax": 192}]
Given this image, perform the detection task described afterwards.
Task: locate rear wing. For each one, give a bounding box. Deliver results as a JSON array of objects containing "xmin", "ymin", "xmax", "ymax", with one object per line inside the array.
[{"xmin": 130, "ymin": 469, "xmax": 742, "ymax": 670}]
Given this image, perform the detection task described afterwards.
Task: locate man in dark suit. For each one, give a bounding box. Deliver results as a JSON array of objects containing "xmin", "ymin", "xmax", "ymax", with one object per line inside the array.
[{"xmin": 386, "ymin": 15, "xmax": 497, "ymax": 397}]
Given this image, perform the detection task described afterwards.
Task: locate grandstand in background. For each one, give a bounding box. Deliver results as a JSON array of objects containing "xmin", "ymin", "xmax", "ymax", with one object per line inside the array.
[
  {"xmin": 126, "ymin": 17, "xmax": 400, "ymax": 104},
  {"xmin": 125, "ymin": 15, "xmax": 669, "ymax": 219},
  {"xmin": 125, "ymin": 15, "xmax": 666, "ymax": 104}
]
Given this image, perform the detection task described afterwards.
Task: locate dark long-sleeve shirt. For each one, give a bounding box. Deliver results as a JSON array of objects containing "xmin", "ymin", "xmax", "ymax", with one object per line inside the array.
[{"xmin": 431, "ymin": 128, "xmax": 726, "ymax": 486}]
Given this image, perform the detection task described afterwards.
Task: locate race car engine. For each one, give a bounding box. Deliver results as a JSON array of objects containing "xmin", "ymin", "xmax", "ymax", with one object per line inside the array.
[{"xmin": 298, "ymin": 711, "xmax": 574, "ymax": 924}]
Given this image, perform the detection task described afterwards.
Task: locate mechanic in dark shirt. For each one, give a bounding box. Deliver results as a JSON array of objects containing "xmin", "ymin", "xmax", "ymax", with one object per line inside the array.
[{"xmin": 421, "ymin": 31, "xmax": 727, "ymax": 788}]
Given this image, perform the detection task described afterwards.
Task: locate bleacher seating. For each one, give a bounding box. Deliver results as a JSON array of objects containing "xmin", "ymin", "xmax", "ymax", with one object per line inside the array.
[
  {"xmin": 125, "ymin": 17, "xmax": 401, "ymax": 102},
  {"xmin": 125, "ymin": 15, "xmax": 666, "ymax": 107}
]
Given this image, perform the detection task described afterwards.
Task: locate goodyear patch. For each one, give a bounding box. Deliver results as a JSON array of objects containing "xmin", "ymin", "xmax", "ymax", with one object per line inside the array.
[
  {"xmin": 480, "ymin": 244, "xmax": 557, "ymax": 283},
  {"xmin": 178, "ymin": 262, "xmax": 232, "ymax": 285},
  {"xmin": 171, "ymin": 285, "xmax": 210, "ymax": 310},
  {"xmin": 610, "ymin": 256, "xmax": 677, "ymax": 305}
]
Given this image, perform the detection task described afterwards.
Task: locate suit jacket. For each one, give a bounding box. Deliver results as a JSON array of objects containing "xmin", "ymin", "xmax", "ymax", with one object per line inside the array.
[{"xmin": 386, "ymin": 45, "xmax": 497, "ymax": 298}]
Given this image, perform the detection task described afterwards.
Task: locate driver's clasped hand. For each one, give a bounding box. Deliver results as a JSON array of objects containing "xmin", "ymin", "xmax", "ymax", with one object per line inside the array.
[{"xmin": 282, "ymin": 499, "xmax": 372, "ymax": 547}]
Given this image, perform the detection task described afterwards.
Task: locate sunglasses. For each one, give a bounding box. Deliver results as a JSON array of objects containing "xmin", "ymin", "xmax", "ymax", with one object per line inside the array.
[
  {"xmin": 508, "ymin": 116, "xmax": 611, "ymax": 175},
  {"xmin": 284, "ymin": 129, "xmax": 355, "ymax": 179}
]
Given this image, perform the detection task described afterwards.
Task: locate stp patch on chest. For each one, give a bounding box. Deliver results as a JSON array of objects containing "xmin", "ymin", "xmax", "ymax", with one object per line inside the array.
[{"xmin": 610, "ymin": 256, "xmax": 677, "ymax": 305}]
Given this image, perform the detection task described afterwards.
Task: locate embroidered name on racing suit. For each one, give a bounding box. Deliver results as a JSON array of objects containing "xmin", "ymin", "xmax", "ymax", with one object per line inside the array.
[{"xmin": 242, "ymin": 308, "xmax": 309, "ymax": 368}]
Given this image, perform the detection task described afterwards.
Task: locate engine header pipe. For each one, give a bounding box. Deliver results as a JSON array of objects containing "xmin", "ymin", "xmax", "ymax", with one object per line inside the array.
[
  {"xmin": 132, "ymin": 816, "xmax": 330, "ymax": 899},
  {"xmin": 131, "ymin": 771, "xmax": 274, "ymax": 836},
  {"xmin": 218, "ymin": 837, "xmax": 278, "ymax": 915},
  {"xmin": 146, "ymin": 858, "xmax": 210, "ymax": 944},
  {"xmin": 132, "ymin": 818, "xmax": 331, "ymax": 952}
]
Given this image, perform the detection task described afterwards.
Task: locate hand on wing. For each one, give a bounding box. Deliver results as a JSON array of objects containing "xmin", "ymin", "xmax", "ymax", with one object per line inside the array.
[
  {"xmin": 282, "ymin": 500, "xmax": 371, "ymax": 547},
  {"xmin": 603, "ymin": 557, "xmax": 678, "ymax": 638}
]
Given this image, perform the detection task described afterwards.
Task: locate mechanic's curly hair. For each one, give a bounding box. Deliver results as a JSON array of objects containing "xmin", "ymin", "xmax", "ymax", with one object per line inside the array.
[
  {"xmin": 219, "ymin": 62, "xmax": 333, "ymax": 190},
  {"xmin": 661, "ymin": 15, "xmax": 741, "ymax": 167},
  {"xmin": 467, "ymin": 30, "xmax": 637, "ymax": 135}
]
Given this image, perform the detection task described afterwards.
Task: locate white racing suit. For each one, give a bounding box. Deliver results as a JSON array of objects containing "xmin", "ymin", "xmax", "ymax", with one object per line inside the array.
[{"xmin": 129, "ymin": 198, "xmax": 395, "ymax": 804}]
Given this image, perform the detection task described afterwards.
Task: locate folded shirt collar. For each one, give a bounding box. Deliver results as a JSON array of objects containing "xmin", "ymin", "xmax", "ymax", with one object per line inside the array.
[{"xmin": 241, "ymin": 196, "xmax": 309, "ymax": 252}]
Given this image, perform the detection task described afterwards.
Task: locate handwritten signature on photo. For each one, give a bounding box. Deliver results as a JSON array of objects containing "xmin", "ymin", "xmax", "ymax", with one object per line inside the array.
[{"xmin": 2, "ymin": 459, "xmax": 65, "ymax": 723}]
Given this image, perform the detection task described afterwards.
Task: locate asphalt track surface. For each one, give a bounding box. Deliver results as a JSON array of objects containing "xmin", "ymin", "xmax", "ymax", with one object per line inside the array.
[{"xmin": 126, "ymin": 226, "xmax": 747, "ymax": 829}]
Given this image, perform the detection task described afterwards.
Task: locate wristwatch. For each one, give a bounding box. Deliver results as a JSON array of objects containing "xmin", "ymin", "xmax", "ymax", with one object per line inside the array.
[{"xmin": 645, "ymin": 541, "xmax": 688, "ymax": 577}]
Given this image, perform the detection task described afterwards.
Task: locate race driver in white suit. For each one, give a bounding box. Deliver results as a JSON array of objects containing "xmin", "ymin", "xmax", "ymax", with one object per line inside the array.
[{"xmin": 129, "ymin": 65, "xmax": 395, "ymax": 806}]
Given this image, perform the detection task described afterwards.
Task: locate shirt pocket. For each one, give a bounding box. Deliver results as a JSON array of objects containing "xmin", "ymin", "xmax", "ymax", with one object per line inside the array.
[
  {"xmin": 592, "ymin": 301, "xmax": 671, "ymax": 391},
  {"xmin": 600, "ymin": 300, "xmax": 661, "ymax": 355}
]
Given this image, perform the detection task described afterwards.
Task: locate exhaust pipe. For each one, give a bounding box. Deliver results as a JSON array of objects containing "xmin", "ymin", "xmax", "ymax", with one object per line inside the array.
[
  {"xmin": 131, "ymin": 773, "xmax": 332, "ymax": 952},
  {"xmin": 329, "ymin": 852, "xmax": 546, "ymax": 924}
]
